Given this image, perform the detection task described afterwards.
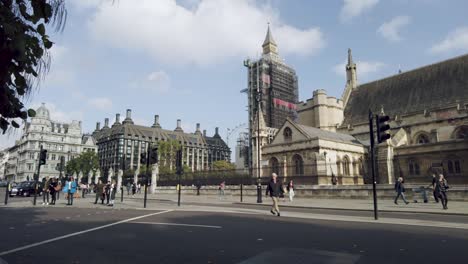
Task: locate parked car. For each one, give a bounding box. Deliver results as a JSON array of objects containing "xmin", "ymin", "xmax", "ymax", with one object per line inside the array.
[{"xmin": 9, "ymin": 181, "xmax": 43, "ymax": 197}]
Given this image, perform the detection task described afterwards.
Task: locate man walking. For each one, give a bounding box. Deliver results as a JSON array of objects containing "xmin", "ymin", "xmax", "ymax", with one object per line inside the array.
[
  {"xmin": 431, "ymin": 174, "xmax": 440, "ymax": 203},
  {"xmin": 126, "ymin": 182, "xmax": 131, "ymax": 195},
  {"xmin": 42, "ymin": 177, "xmax": 50, "ymax": 205},
  {"xmin": 394, "ymin": 177, "xmax": 409, "ymax": 205},
  {"xmin": 266, "ymin": 173, "xmax": 283, "ymax": 216},
  {"xmin": 435, "ymin": 174, "xmax": 449, "ymax": 210}
]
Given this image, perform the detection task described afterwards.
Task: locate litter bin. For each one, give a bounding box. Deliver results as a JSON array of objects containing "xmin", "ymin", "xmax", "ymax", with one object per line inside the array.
[{"xmin": 412, "ymin": 186, "xmax": 428, "ymax": 203}]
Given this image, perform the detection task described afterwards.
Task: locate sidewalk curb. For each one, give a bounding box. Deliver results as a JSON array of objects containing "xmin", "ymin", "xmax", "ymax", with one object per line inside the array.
[{"xmin": 233, "ymin": 202, "xmax": 468, "ymax": 216}]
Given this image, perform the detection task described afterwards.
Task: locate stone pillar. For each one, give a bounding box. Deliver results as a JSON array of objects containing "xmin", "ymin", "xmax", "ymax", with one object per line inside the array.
[
  {"xmin": 108, "ymin": 168, "xmax": 114, "ymax": 183},
  {"xmin": 150, "ymin": 163, "xmax": 158, "ymax": 194},
  {"xmin": 377, "ymin": 143, "xmax": 395, "ymax": 184},
  {"xmin": 282, "ymin": 156, "xmax": 288, "ymax": 178},
  {"xmin": 117, "ymin": 169, "xmax": 123, "ymax": 192},
  {"xmin": 201, "ymin": 149, "xmax": 205, "ymax": 170},
  {"xmin": 95, "ymin": 170, "xmax": 100, "ymax": 184},
  {"xmin": 134, "ymin": 168, "xmax": 139, "ymax": 184},
  {"xmin": 191, "ymin": 147, "xmax": 195, "ymax": 171}
]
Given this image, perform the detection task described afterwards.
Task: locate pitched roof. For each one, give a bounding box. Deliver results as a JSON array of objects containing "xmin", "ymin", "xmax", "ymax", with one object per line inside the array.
[
  {"xmin": 343, "ymin": 53, "xmax": 468, "ymax": 125},
  {"xmin": 293, "ymin": 122, "xmax": 361, "ymax": 145}
]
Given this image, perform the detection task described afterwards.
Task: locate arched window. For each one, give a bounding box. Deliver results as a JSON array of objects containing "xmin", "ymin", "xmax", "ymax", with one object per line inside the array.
[
  {"xmin": 343, "ymin": 156, "xmax": 350, "ymax": 176},
  {"xmin": 447, "ymin": 159, "xmax": 461, "ymax": 174},
  {"xmin": 409, "ymin": 160, "xmax": 420, "ymax": 175},
  {"xmin": 270, "ymin": 157, "xmax": 280, "ymax": 176},
  {"xmin": 292, "ymin": 154, "xmax": 304, "ymax": 176},
  {"xmin": 454, "ymin": 125, "xmax": 468, "ymax": 139},
  {"xmin": 416, "ymin": 134, "xmax": 430, "ymax": 144},
  {"xmin": 283, "ymin": 127, "xmax": 292, "ymax": 142}
]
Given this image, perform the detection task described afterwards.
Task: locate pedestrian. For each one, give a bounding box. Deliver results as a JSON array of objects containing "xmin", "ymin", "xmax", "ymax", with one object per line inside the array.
[
  {"xmin": 196, "ymin": 180, "xmax": 202, "ymax": 196},
  {"xmin": 431, "ymin": 174, "xmax": 440, "ymax": 203},
  {"xmin": 56, "ymin": 179, "xmax": 61, "ymax": 200},
  {"xmin": 266, "ymin": 173, "xmax": 283, "ymax": 216},
  {"xmin": 49, "ymin": 178, "xmax": 57, "ymax": 205},
  {"xmin": 108, "ymin": 180, "xmax": 117, "ymax": 207},
  {"xmin": 81, "ymin": 182, "xmax": 87, "ymax": 198},
  {"xmin": 137, "ymin": 183, "xmax": 141, "ymax": 194},
  {"xmin": 63, "ymin": 177, "xmax": 77, "ymax": 206},
  {"xmin": 126, "ymin": 182, "xmax": 131, "ymax": 195},
  {"xmin": 218, "ymin": 181, "xmax": 225, "ymax": 199},
  {"xmin": 287, "ymin": 180, "xmax": 295, "ymax": 202},
  {"xmin": 42, "ymin": 176, "xmax": 50, "ymax": 205},
  {"xmin": 435, "ymin": 174, "xmax": 449, "ymax": 210},
  {"xmin": 105, "ymin": 182, "xmax": 111, "ymax": 204},
  {"xmin": 94, "ymin": 179, "xmax": 105, "ymax": 204},
  {"xmin": 132, "ymin": 182, "xmax": 136, "ymax": 196},
  {"xmin": 394, "ymin": 177, "xmax": 409, "ymax": 205}
]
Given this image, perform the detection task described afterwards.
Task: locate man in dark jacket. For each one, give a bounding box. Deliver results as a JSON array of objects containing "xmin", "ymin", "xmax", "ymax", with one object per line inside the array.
[
  {"xmin": 431, "ymin": 174, "xmax": 439, "ymax": 203},
  {"xmin": 394, "ymin": 177, "xmax": 409, "ymax": 205},
  {"xmin": 266, "ymin": 173, "xmax": 283, "ymax": 216},
  {"xmin": 94, "ymin": 180, "xmax": 105, "ymax": 205}
]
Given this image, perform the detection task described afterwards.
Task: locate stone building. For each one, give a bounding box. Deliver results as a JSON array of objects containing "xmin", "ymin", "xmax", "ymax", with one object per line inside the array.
[
  {"xmin": 291, "ymin": 51, "xmax": 468, "ymax": 185},
  {"xmin": 92, "ymin": 109, "xmax": 231, "ymax": 175},
  {"xmin": 2, "ymin": 103, "xmax": 97, "ymax": 182}
]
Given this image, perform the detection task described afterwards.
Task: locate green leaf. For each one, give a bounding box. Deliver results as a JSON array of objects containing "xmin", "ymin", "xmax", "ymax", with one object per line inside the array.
[
  {"xmin": 14, "ymin": 74, "xmax": 26, "ymax": 89},
  {"xmin": 37, "ymin": 24, "xmax": 46, "ymax": 36},
  {"xmin": 11, "ymin": 120, "xmax": 20, "ymax": 128},
  {"xmin": 28, "ymin": 109, "xmax": 36, "ymax": 117},
  {"xmin": 43, "ymin": 38, "xmax": 53, "ymax": 49},
  {"xmin": 20, "ymin": 111, "xmax": 28, "ymax": 119}
]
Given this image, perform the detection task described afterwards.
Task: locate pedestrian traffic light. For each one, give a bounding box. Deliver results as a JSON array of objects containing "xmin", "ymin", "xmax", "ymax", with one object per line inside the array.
[
  {"xmin": 39, "ymin": 149, "xmax": 47, "ymax": 165},
  {"xmin": 149, "ymin": 146, "xmax": 158, "ymax": 164},
  {"xmin": 376, "ymin": 114, "xmax": 391, "ymax": 143},
  {"xmin": 176, "ymin": 149, "xmax": 183, "ymax": 175},
  {"xmin": 140, "ymin": 152, "xmax": 147, "ymax": 164}
]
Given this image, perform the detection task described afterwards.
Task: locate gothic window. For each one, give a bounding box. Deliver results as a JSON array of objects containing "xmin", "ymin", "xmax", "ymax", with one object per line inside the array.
[
  {"xmin": 447, "ymin": 159, "xmax": 461, "ymax": 174},
  {"xmin": 283, "ymin": 127, "xmax": 292, "ymax": 142},
  {"xmin": 343, "ymin": 156, "xmax": 350, "ymax": 176},
  {"xmin": 270, "ymin": 157, "xmax": 280, "ymax": 175},
  {"xmin": 409, "ymin": 160, "xmax": 420, "ymax": 175},
  {"xmin": 292, "ymin": 154, "xmax": 304, "ymax": 176},
  {"xmin": 454, "ymin": 125, "xmax": 468, "ymax": 139},
  {"xmin": 416, "ymin": 134, "xmax": 430, "ymax": 144}
]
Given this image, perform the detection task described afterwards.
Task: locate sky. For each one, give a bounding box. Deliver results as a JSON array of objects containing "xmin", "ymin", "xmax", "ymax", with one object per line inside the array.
[{"xmin": 2, "ymin": 0, "xmax": 468, "ymax": 158}]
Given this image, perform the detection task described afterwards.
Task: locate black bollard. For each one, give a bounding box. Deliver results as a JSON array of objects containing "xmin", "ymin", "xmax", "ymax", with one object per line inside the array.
[
  {"xmin": 144, "ymin": 184, "xmax": 148, "ymax": 208},
  {"xmin": 4, "ymin": 182, "xmax": 9, "ymax": 205},
  {"xmin": 240, "ymin": 183, "xmax": 243, "ymax": 203},
  {"xmin": 120, "ymin": 187, "xmax": 123, "ymax": 202}
]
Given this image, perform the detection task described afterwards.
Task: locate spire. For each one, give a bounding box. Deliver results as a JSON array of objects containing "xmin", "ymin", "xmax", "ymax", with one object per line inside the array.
[
  {"xmin": 347, "ymin": 48, "xmax": 353, "ymax": 65},
  {"xmin": 262, "ymin": 23, "xmax": 276, "ymax": 46}
]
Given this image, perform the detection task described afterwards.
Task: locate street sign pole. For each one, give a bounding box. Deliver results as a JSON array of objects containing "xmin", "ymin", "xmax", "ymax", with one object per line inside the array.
[{"xmin": 33, "ymin": 145, "xmax": 43, "ymax": 206}]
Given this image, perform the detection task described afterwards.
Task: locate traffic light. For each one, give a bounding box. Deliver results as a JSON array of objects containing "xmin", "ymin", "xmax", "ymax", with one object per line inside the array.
[
  {"xmin": 140, "ymin": 152, "xmax": 147, "ymax": 164},
  {"xmin": 39, "ymin": 149, "xmax": 47, "ymax": 165},
  {"xmin": 149, "ymin": 146, "xmax": 158, "ymax": 164},
  {"xmin": 176, "ymin": 149, "xmax": 183, "ymax": 174},
  {"xmin": 376, "ymin": 114, "xmax": 391, "ymax": 143}
]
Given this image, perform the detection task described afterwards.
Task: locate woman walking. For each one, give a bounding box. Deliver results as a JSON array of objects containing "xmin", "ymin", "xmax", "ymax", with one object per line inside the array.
[
  {"xmin": 108, "ymin": 180, "xmax": 117, "ymax": 207},
  {"xmin": 287, "ymin": 180, "xmax": 295, "ymax": 202},
  {"xmin": 435, "ymin": 174, "xmax": 449, "ymax": 210},
  {"xmin": 49, "ymin": 178, "xmax": 57, "ymax": 205}
]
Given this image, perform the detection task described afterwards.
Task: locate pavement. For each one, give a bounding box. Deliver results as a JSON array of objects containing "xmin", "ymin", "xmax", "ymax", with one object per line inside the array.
[{"xmin": 1, "ymin": 188, "xmax": 468, "ymax": 263}]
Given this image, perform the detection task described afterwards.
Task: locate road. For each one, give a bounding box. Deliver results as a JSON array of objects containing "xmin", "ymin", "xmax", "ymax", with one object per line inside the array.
[{"xmin": 1, "ymin": 202, "xmax": 468, "ymax": 263}]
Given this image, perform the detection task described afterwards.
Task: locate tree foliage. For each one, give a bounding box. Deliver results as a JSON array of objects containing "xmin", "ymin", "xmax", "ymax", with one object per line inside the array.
[
  {"xmin": 0, "ymin": 0, "xmax": 66, "ymax": 133},
  {"xmin": 65, "ymin": 151, "xmax": 99, "ymax": 176},
  {"xmin": 158, "ymin": 139, "xmax": 182, "ymax": 169},
  {"xmin": 212, "ymin": 160, "xmax": 235, "ymax": 170}
]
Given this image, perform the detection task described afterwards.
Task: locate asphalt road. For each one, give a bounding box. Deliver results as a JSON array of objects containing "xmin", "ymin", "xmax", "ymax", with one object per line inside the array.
[{"xmin": 1, "ymin": 206, "xmax": 468, "ymax": 264}]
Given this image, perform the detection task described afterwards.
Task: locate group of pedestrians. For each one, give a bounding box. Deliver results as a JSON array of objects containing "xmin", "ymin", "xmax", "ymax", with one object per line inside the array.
[
  {"xmin": 394, "ymin": 173, "xmax": 450, "ymax": 210},
  {"xmin": 125, "ymin": 182, "xmax": 140, "ymax": 196},
  {"xmin": 41, "ymin": 176, "xmax": 62, "ymax": 205},
  {"xmin": 94, "ymin": 179, "xmax": 117, "ymax": 206}
]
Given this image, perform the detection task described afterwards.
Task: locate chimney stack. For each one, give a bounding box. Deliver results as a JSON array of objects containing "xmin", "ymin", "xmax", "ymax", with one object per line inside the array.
[
  {"xmin": 196, "ymin": 123, "xmax": 200, "ymax": 131},
  {"xmin": 126, "ymin": 109, "xmax": 131, "ymax": 119},
  {"xmin": 152, "ymin": 115, "xmax": 161, "ymax": 128},
  {"xmin": 116, "ymin": 113, "xmax": 120, "ymax": 123},
  {"xmin": 203, "ymin": 129, "xmax": 207, "ymax": 137},
  {"xmin": 96, "ymin": 122, "xmax": 100, "ymax": 130},
  {"xmin": 104, "ymin": 118, "xmax": 109, "ymax": 127},
  {"xmin": 175, "ymin": 119, "xmax": 183, "ymax": 132},
  {"xmin": 177, "ymin": 119, "xmax": 181, "ymax": 128},
  {"xmin": 215, "ymin": 127, "xmax": 219, "ymax": 135}
]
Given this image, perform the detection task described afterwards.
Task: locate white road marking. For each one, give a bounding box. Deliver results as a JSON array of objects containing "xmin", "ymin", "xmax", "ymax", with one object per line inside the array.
[
  {"xmin": 129, "ymin": 222, "xmax": 222, "ymax": 229},
  {"xmin": 0, "ymin": 210, "xmax": 173, "ymax": 257}
]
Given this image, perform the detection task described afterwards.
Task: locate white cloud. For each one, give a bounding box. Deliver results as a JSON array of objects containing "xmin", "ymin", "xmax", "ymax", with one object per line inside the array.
[
  {"xmin": 88, "ymin": 97, "xmax": 113, "ymax": 111},
  {"xmin": 67, "ymin": 0, "xmax": 109, "ymax": 10},
  {"xmin": 131, "ymin": 71, "xmax": 171, "ymax": 93},
  {"xmin": 333, "ymin": 60, "xmax": 385, "ymax": 78},
  {"xmin": 340, "ymin": 0, "xmax": 379, "ymax": 22},
  {"xmin": 88, "ymin": 0, "xmax": 325, "ymax": 66},
  {"xmin": 377, "ymin": 16, "xmax": 411, "ymax": 42},
  {"xmin": 429, "ymin": 27, "xmax": 468, "ymax": 54}
]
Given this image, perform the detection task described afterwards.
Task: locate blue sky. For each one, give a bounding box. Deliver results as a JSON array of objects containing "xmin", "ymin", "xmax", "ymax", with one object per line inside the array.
[{"xmin": 2, "ymin": 0, "xmax": 468, "ymax": 156}]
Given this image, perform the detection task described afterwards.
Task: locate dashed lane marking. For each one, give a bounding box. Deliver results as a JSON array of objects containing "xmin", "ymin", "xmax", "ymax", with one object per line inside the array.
[
  {"xmin": 0, "ymin": 210, "xmax": 173, "ymax": 257},
  {"xmin": 128, "ymin": 222, "xmax": 222, "ymax": 229}
]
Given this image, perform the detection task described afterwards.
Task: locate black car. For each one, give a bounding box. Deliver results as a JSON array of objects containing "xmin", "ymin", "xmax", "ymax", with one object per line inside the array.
[{"xmin": 9, "ymin": 181, "xmax": 43, "ymax": 197}]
